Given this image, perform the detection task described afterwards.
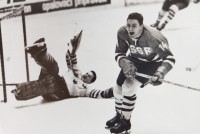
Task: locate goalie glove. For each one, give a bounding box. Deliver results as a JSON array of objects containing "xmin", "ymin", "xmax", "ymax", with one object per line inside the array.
[
  {"xmin": 119, "ymin": 58, "xmax": 137, "ymax": 78},
  {"xmin": 101, "ymin": 87, "xmax": 114, "ymax": 98}
]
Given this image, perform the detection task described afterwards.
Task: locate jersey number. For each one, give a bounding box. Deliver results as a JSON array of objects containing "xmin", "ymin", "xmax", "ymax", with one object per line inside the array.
[{"xmin": 159, "ymin": 42, "xmax": 169, "ymax": 51}]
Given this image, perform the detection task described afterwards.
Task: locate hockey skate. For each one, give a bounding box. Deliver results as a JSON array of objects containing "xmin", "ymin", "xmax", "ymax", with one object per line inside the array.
[
  {"xmin": 150, "ymin": 20, "xmax": 160, "ymax": 28},
  {"xmin": 11, "ymin": 89, "xmax": 18, "ymax": 94},
  {"xmin": 105, "ymin": 112, "xmax": 121, "ymax": 129},
  {"xmin": 25, "ymin": 38, "xmax": 47, "ymax": 57},
  {"xmin": 156, "ymin": 23, "xmax": 166, "ymax": 31},
  {"xmin": 11, "ymin": 88, "xmax": 20, "ymax": 100},
  {"xmin": 110, "ymin": 117, "xmax": 131, "ymax": 134}
]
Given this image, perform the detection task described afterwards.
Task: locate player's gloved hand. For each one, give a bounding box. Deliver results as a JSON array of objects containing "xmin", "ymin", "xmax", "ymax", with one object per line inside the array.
[
  {"xmin": 150, "ymin": 64, "xmax": 172, "ymax": 86},
  {"xmin": 119, "ymin": 58, "xmax": 137, "ymax": 78},
  {"xmin": 101, "ymin": 87, "xmax": 114, "ymax": 98},
  {"xmin": 194, "ymin": 0, "xmax": 199, "ymax": 3},
  {"xmin": 150, "ymin": 71, "xmax": 164, "ymax": 86}
]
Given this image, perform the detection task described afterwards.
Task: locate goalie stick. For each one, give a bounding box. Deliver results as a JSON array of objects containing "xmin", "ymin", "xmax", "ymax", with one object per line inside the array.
[{"xmin": 135, "ymin": 72, "xmax": 200, "ymax": 91}]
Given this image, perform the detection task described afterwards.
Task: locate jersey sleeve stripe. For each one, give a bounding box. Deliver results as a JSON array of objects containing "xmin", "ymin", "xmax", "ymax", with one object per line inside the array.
[
  {"xmin": 163, "ymin": 60, "xmax": 175, "ymax": 68},
  {"xmin": 115, "ymin": 53, "xmax": 126, "ymax": 61},
  {"xmin": 165, "ymin": 55, "xmax": 175, "ymax": 64},
  {"xmin": 152, "ymin": 54, "xmax": 160, "ymax": 60}
]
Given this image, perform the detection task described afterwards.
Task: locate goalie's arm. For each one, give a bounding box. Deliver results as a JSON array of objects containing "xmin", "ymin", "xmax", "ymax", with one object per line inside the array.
[
  {"xmin": 66, "ymin": 50, "xmax": 82, "ymax": 78},
  {"xmin": 65, "ymin": 48, "xmax": 78, "ymax": 69},
  {"xmin": 65, "ymin": 51, "xmax": 72, "ymax": 70}
]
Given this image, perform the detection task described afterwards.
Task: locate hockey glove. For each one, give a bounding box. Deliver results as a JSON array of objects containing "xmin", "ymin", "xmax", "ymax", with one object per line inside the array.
[
  {"xmin": 101, "ymin": 87, "xmax": 114, "ymax": 98},
  {"xmin": 150, "ymin": 71, "xmax": 164, "ymax": 86},
  {"xmin": 150, "ymin": 64, "xmax": 172, "ymax": 86},
  {"xmin": 119, "ymin": 58, "xmax": 137, "ymax": 78}
]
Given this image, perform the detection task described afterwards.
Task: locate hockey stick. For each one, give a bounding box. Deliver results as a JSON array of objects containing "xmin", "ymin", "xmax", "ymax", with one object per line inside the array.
[
  {"xmin": 135, "ymin": 72, "xmax": 200, "ymax": 91},
  {"xmin": 186, "ymin": 61, "xmax": 200, "ymax": 71}
]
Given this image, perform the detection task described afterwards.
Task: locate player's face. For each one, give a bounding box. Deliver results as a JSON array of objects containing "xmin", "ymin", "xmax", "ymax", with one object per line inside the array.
[
  {"xmin": 81, "ymin": 71, "xmax": 95, "ymax": 84},
  {"xmin": 126, "ymin": 19, "xmax": 143, "ymax": 38}
]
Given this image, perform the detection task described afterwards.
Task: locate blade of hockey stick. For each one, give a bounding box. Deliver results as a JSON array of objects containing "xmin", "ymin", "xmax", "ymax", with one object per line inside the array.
[
  {"xmin": 136, "ymin": 72, "xmax": 200, "ymax": 91},
  {"xmin": 186, "ymin": 61, "xmax": 200, "ymax": 71}
]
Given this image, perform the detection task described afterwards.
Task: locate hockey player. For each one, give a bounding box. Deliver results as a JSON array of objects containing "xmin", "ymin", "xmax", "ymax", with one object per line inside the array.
[
  {"xmin": 11, "ymin": 31, "xmax": 113, "ymax": 101},
  {"xmin": 106, "ymin": 13, "xmax": 175, "ymax": 134},
  {"xmin": 150, "ymin": 0, "xmax": 191, "ymax": 31}
]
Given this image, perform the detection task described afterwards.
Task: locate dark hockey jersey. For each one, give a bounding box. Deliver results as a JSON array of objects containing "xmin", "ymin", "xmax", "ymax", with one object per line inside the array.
[{"xmin": 115, "ymin": 25, "xmax": 175, "ymax": 69}]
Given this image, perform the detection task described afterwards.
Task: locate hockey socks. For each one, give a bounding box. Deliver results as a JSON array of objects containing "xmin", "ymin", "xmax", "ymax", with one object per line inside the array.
[
  {"xmin": 122, "ymin": 94, "xmax": 136, "ymax": 119},
  {"xmin": 88, "ymin": 87, "xmax": 114, "ymax": 99}
]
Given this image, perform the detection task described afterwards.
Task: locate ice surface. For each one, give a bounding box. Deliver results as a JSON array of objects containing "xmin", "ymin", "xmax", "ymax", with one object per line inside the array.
[{"xmin": 0, "ymin": 2, "xmax": 200, "ymax": 134}]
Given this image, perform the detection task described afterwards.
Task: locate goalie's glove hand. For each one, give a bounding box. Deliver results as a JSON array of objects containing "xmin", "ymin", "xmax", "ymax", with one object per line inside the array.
[
  {"xmin": 101, "ymin": 87, "xmax": 114, "ymax": 98},
  {"xmin": 150, "ymin": 71, "xmax": 164, "ymax": 86},
  {"xmin": 122, "ymin": 61, "xmax": 137, "ymax": 78}
]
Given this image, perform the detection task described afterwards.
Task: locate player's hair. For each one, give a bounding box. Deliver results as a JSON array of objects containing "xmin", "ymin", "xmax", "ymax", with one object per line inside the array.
[
  {"xmin": 90, "ymin": 70, "xmax": 97, "ymax": 83},
  {"xmin": 127, "ymin": 12, "xmax": 143, "ymax": 25}
]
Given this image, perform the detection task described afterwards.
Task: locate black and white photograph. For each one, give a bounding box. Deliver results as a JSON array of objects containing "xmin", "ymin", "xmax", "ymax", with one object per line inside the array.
[{"xmin": 0, "ymin": 0, "xmax": 200, "ymax": 134}]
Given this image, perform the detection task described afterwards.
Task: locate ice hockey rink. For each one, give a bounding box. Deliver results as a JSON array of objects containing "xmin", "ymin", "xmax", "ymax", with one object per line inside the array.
[{"xmin": 1, "ymin": 2, "xmax": 200, "ymax": 134}]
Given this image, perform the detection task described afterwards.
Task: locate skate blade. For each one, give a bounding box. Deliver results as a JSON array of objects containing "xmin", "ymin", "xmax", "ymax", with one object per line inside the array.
[{"xmin": 111, "ymin": 130, "xmax": 131, "ymax": 134}]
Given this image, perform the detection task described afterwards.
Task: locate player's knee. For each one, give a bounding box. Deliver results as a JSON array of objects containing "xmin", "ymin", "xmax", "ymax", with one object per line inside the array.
[
  {"xmin": 113, "ymin": 84, "xmax": 123, "ymax": 99},
  {"xmin": 169, "ymin": 4, "xmax": 179, "ymax": 13},
  {"xmin": 122, "ymin": 77, "xmax": 141, "ymax": 96},
  {"xmin": 159, "ymin": 9, "xmax": 167, "ymax": 16}
]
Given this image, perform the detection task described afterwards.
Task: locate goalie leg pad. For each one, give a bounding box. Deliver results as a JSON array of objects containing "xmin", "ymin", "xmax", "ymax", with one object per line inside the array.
[
  {"xmin": 15, "ymin": 75, "xmax": 59, "ymax": 100},
  {"xmin": 34, "ymin": 52, "xmax": 59, "ymax": 77}
]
